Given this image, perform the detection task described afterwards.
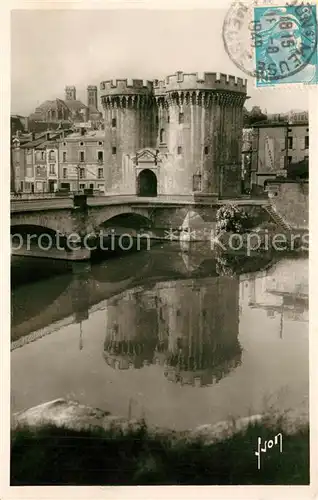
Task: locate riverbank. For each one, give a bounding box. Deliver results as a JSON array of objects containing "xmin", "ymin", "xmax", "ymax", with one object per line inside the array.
[{"xmin": 11, "ymin": 399, "xmax": 309, "ymax": 485}]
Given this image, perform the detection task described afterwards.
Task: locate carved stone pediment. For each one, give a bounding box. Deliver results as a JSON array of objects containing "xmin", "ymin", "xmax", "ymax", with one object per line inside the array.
[
  {"xmin": 133, "ymin": 148, "xmax": 161, "ymax": 166},
  {"xmin": 137, "ymin": 148, "xmax": 157, "ymax": 162}
]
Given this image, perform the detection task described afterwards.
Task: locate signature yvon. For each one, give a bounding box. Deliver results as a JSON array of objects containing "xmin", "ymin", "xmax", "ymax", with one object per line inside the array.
[{"xmin": 255, "ymin": 433, "xmax": 283, "ymax": 470}]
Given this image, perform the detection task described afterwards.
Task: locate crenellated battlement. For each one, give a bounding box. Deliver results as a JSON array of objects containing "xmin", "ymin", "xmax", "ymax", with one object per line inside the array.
[
  {"xmin": 162, "ymin": 71, "xmax": 247, "ymax": 93},
  {"xmin": 153, "ymin": 79, "xmax": 166, "ymax": 96},
  {"xmin": 100, "ymin": 79, "xmax": 154, "ymax": 96},
  {"xmin": 100, "ymin": 72, "xmax": 247, "ymax": 99}
]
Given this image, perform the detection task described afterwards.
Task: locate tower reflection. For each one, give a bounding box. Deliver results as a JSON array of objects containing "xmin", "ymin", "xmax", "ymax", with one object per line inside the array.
[
  {"xmin": 103, "ymin": 275, "xmax": 242, "ymax": 386},
  {"xmin": 103, "ymin": 288, "xmax": 159, "ymax": 369}
]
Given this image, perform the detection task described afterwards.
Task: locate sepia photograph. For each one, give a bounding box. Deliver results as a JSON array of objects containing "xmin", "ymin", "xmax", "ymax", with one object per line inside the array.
[{"xmin": 4, "ymin": 0, "xmax": 317, "ymax": 493}]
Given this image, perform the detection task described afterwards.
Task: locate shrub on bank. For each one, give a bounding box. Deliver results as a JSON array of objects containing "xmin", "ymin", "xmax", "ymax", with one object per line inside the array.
[
  {"xmin": 216, "ymin": 205, "xmax": 253, "ymax": 235},
  {"xmin": 11, "ymin": 418, "xmax": 309, "ymax": 485}
]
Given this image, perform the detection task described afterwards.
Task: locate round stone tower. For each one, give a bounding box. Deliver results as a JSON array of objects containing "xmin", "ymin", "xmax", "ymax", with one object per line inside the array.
[
  {"xmin": 100, "ymin": 79, "xmax": 156, "ymax": 194},
  {"xmin": 154, "ymin": 71, "xmax": 247, "ymax": 198}
]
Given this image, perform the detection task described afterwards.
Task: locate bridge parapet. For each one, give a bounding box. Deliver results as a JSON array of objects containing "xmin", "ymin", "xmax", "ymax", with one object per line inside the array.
[
  {"xmin": 11, "ymin": 192, "xmax": 73, "ymax": 201},
  {"xmin": 11, "ymin": 197, "xmax": 74, "ymax": 213}
]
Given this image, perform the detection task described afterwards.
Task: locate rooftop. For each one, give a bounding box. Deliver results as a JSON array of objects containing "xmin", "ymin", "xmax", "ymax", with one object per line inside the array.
[
  {"xmin": 252, "ymin": 120, "xmax": 308, "ymax": 128},
  {"xmin": 59, "ymin": 130, "xmax": 105, "ymax": 140}
]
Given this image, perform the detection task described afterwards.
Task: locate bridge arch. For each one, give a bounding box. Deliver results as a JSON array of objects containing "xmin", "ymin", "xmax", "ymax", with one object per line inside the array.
[
  {"xmin": 91, "ymin": 206, "xmax": 153, "ymax": 230},
  {"xmin": 11, "ymin": 209, "xmax": 74, "ymax": 236},
  {"xmin": 10, "ymin": 224, "xmax": 69, "ymax": 252}
]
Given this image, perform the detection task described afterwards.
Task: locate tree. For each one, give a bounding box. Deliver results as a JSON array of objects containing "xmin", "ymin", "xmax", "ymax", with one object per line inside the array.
[
  {"xmin": 249, "ymin": 106, "xmax": 267, "ymax": 125},
  {"xmin": 216, "ymin": 204, "xmax": 253, "ymax": 234}
]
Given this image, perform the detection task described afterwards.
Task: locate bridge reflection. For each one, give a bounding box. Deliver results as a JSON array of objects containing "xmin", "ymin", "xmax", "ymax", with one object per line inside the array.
[{"xmin": 11, "ymin": 244, "xmax": 285, "ymax": 353}]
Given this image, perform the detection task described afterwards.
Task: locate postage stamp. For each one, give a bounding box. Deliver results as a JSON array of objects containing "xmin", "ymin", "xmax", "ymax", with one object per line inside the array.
[
  {"xmin": 223, "ymin": 0, "xmax": 318, "ymax": 86},
  {"xmin": 254, "ymin": 3, "xmax": 318, "ymax": 86}
]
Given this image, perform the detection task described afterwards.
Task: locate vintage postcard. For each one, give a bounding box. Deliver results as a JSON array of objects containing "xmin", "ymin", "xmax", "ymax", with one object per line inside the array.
[{"xmin": 1, "ymin": 0, "xmax": 317, "ymax": 498}]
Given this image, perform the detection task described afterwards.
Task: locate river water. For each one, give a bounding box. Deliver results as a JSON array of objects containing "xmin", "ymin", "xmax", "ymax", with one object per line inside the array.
[{"xmin": 11, "ymin": 243, "xmax": 309, "ymax": 431}]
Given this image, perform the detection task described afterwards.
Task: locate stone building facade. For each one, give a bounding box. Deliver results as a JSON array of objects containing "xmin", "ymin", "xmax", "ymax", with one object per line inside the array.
[
  {"xmin": 250, "ymin": 119, "xmax": 309, "ymax": 188},
  {"xmin": 100, "ymin": 72, "xmax": 247, "ymax": 199},
  {"xmin": 11, "ymin": 131, "xmax": 68, "ymax": 193},
  {"xmin": 58, "ymin": 130, "xmax": 106, "ymax": 193}
]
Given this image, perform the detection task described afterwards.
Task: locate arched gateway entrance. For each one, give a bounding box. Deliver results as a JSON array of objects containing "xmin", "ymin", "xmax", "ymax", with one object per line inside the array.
[{"xmin": 137, "ymin": 169, "xmax": 158, "ymax": 197}]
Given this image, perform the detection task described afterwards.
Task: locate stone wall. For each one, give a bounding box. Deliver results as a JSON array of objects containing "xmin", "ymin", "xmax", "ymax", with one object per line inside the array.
[
  {"xmin": 267, "ymin": 180, "xmax": 308, "ymax": 229},
  {"xmin": 100, "ymin": 72, "xmax": 247, "ymax": 197}
]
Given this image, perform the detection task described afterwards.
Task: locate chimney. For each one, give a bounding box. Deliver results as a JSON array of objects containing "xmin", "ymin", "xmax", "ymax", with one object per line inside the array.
[
  {"xmin": 80, "ymin": 127, "xmax": 86, "ymax": 136},
  {"xmin": 87, "ymin": 85, "xmax": 98, "ymax": 109},
  {"xmin": 65, "ymin": 86, "xmax": 76, "ymax": 101}
]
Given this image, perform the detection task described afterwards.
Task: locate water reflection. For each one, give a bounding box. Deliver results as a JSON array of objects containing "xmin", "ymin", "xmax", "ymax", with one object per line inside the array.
[
  {"xmin": 103, "ymin": 276, "xmax": 242, "ymax": 387},
  {"xmin": 239, "ymin": 257, "xmax": 309, "ymax": 339},
  {"xmin": 11, "ymin": 247, "xmax": 308, "ymax": 429}
]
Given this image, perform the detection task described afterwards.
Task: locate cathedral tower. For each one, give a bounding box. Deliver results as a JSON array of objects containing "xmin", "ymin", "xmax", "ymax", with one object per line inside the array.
[
  {"xmin": 87, "ymin": 85, "xmax": 98, "ymax": 109},
  {"xmin": 65, "ymin": 86, "xmax": 76, "ymax": 101}
]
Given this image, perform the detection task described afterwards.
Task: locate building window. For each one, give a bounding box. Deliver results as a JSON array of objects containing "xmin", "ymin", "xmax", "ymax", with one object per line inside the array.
[
  {"xmin": 62, "ymin": 152, "xmax": 67, "ymax": 162},
  {"xmin": 79, "ymin": 183, "xmax": 85, "ymax": 190},
  {"xmin": 179, "ymin": 112, "xmax": 184, "ymax": 124},
  {"xmin": 204, "ymin": 146, "xmax": 209, "ymax": 155},
  {"xmin": 63, "ymin": 168, "xmax": 67, "ymax": 178},
  {"xmin": 112, "ymin": 146, "xmax": 117, "ymax": 155},
  {"xmin": 112, "ymin": 118, "xmax": 117, "ymax": 127},
  {"xmin": 193, "ymin": 174, "xmax": 202, "ymax": 191},
  {"xmin": 167, "ymin": 115, "xmax": 170, "ymax": 123},
  {"xmin": 305, "ymin": 135, "xmax": 309, "ymax": 149},
  {"xmin": 63, "ymin": 142, "xmax": 66, "ymax": 146},
  {"xmin": 49, "ymin": 164, "xmax": 55, "ymax": 174},
  {"xmin": 288, "ymin": 156, "xmax": 292, "ymax": 164},
  {"xmin": 98, "ymin": 151, "xmax": 104, "ymax": 162},
  {"xmin": 48, "ymin": 150, "xmax": 55, "ymax": 161},
  {"xmin": 41, "ymin": 151, "xmax": 45, "ymax": 160},
  {"xmin": 79, "ymin": 168, "xmax": 85, "ymax": 179},
  {"xmin": 160, "ymin": 128, "xmax": 165, "ymax": 144},
  {"xmin": 177, "ymin": 146, "xmax": 182, "ymax": 155},
  {"xmin": 98, "ymin": 141, "xmax": 103, "ymax": 146},
  {"xmin": 80, "ymin": 142, "xmax": 84, "ymax": 146},
  {"xmin": 80, "ymin": 151, "xmax": 85, "ymax": 162},
  {"xmin": 36, "ymin": 166, "xmax": 41, "ymax": 176},
  {"xmin": 98, "ymin": 168, "xmax": 103, "ymax": 179}
]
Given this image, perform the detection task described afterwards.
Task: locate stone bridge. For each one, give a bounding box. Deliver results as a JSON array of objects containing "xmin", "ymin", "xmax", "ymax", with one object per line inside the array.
[{"xmin": 11, "ymin": 193, "xmax": 269, "ymax": 260}]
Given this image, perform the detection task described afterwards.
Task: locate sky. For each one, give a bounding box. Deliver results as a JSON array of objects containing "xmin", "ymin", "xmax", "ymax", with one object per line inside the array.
[{"xmin": 11, "ymin": 8, "xmax": 309, "ymax": 115}]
